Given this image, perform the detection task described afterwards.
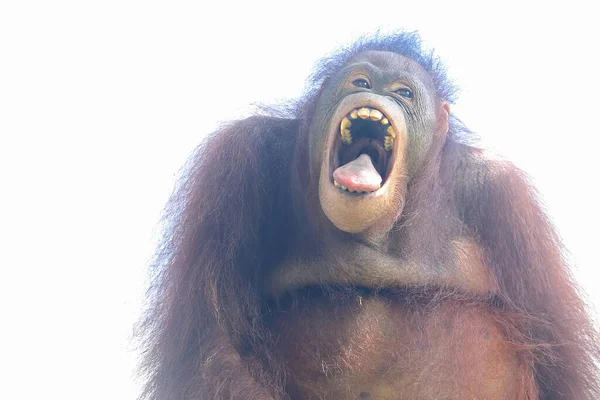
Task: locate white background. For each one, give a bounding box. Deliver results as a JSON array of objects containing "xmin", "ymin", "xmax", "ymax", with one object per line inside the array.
[{"xmin": 1, "ymin": 1, "xmax": 598, "ymax": 399}]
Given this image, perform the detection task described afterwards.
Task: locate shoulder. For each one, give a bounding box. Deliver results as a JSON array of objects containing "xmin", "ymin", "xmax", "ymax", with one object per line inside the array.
[
  {"xmin": 453, "ymin": 143, "xmax": 529, "ymax": 186},
  {"xmin": 448, "ymin": 142, "xmax": 539, "ymax": 224}
]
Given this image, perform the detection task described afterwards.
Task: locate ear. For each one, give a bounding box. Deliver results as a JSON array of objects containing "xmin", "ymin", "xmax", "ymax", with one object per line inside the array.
[{"xmin": 437, "ymin": 101, "xmax": 450, "ymax": 136}]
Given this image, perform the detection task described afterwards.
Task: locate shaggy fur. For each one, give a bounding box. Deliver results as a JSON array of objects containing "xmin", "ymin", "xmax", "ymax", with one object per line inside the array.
[{"xmin": 139, "ymin": 32, "xmax": 599, "ymax": 399}]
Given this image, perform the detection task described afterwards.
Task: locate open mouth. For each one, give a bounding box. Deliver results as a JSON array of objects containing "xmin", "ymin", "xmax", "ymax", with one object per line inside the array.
[{"xmin": 332, "ymin": 107, "xmax": 396, "ymax": 194}]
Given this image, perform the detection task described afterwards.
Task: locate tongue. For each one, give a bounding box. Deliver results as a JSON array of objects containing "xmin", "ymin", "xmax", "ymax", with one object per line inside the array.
[{"xmin": 333, "ymin": 153, "xmax": 382, "ymax": 192}]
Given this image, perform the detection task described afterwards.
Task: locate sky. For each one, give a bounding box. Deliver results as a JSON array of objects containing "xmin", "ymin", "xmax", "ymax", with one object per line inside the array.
[{"xmin": 1, "ymin": 1, "xmax": 599, "ymax": 399}]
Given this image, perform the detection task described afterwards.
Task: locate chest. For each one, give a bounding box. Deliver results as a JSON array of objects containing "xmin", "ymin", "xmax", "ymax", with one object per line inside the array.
[{"xmin": 267, "ymin": 291, "xmax": 535, "ymax": 399}]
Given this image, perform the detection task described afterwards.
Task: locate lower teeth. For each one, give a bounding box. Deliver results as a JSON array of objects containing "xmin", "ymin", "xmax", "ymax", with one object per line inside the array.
[{"xmin": 333, "ymin": 180, "xmax": 378, "ymax": 193}]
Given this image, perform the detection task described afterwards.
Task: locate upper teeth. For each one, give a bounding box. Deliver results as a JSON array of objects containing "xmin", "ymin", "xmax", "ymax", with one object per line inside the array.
[
  {"xmin": 369, "ymin": 110, "xmax": 383, "ymax": 121},
  {"xmin": 357, "ymin": 108, "xmax": 371, "ymax": 119},
  {"xmin": 340, "ymin": 107, "xmax": 396, "ymax": 150},
  {"xmin": 340, "ymin": 117, "xmax": 352, "ymax": 144}
]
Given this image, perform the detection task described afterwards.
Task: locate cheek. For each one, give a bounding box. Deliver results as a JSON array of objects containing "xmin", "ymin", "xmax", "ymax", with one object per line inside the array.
[
  {"xmin": 307, "ymin": 74, "xmax": 353, "ymax": 165},
  {"xmin": 415, "ymin": 95, "xmax": 440, "ymax": 135},
  {"xmin": 307, "ymin": 96, "xmax": 340, "ymax": 177},
  {"xmin": 307, "ymin": 109, "xmax": 329, "ymax": 178},
  {"xmin": 405, "ymin": 97, "xmax": 440, "ymax": 173}
]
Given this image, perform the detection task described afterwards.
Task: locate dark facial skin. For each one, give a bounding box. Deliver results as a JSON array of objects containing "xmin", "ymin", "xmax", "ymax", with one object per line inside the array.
[
  {"xmin": 340, "ymin": 50, "xmax": 445, "ymax": 174},
  {"xmin": 265, "ymin": 52, "xmax": 487, "ymax": 298},
  {"xmin": 310, "ymin": 51, "xmax": 449, "ymax": 236},
  {"xmin": 141, "ymin": 38, "xmax": 600, "ymax": 400},
  {"xmin": 265, "ymin": 53, "xmax": 517, "ymax": 400},
  {"xmin": 263, "ymin": 52, "xmax": 598, "ymax": 398}
]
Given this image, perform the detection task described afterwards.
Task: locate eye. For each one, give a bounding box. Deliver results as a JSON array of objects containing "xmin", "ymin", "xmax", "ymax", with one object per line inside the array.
[
  {"xmin": 395, "ymin": 88, "xmax": 413, "ymax": 99},
  {"xmin": 352, "ymin": 78, "xmax": 371, "ymax": 89}
]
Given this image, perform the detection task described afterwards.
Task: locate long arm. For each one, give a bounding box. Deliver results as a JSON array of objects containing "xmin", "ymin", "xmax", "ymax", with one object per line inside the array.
[
  {"xmin": 462, "ymin": 154, "xmax": 599, "ymax": 399},
  {"xmin": 139, "ymin": 116, "xmax": 298, "ymax": 400}
]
